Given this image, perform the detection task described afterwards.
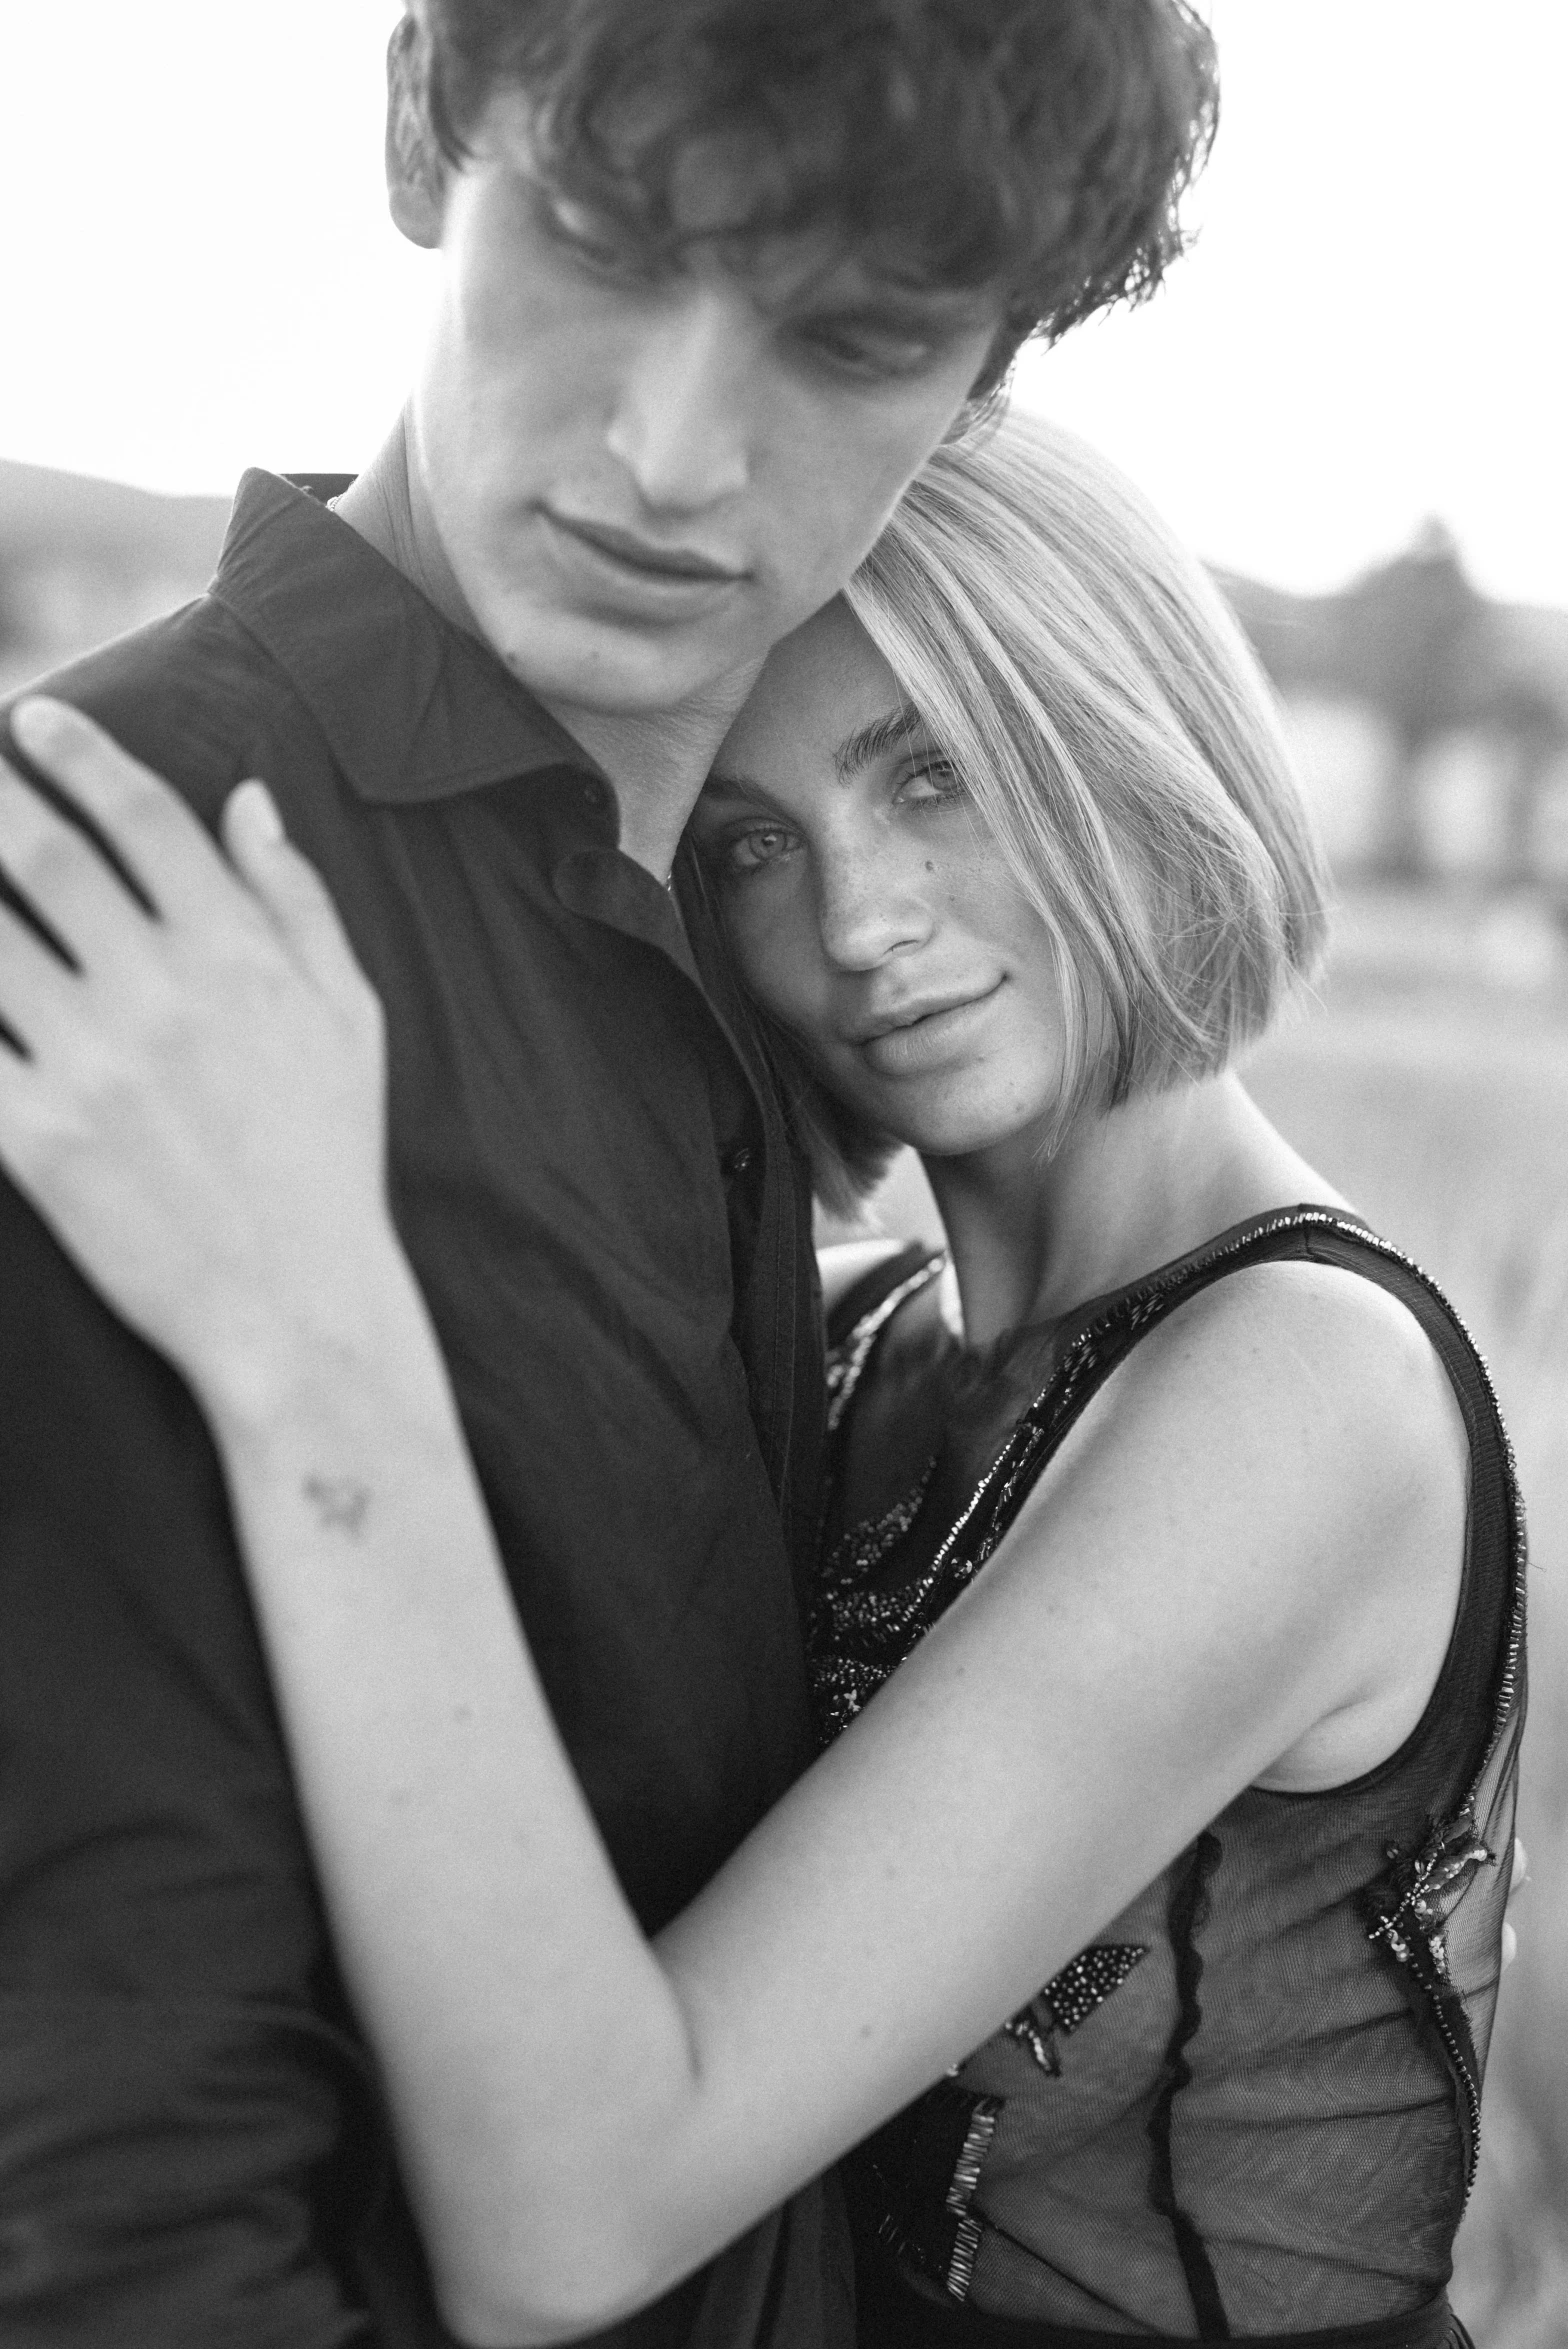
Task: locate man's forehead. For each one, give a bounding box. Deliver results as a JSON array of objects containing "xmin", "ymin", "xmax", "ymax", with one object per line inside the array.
[
  {"xmin": 483, "ymin": 85, "xmax": 1005, "ymax": 331},
  {"xmin": 713, "ymin": 232, "xmax": 1003, "ymax": 335}
]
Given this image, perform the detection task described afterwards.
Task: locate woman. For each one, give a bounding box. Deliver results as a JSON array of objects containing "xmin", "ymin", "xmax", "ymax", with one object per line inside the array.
[{"xmin": 0, "ymin": 416, "xmax": 1521, "ymax": 2349}]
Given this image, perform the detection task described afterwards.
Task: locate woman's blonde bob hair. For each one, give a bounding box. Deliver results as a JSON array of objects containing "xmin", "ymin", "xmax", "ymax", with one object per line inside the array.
[{"xmin": 785, "ymin": 412, "xmax": 1329, "ymax": 1208}]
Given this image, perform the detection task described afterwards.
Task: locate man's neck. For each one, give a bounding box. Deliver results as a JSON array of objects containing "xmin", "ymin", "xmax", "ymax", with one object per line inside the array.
[
  {"xmin": 545, "ymin": 692, "xmax": 753, "ymax": 879},
  {"xmin": 332, "ymin": 415, "xmax": 753, "ymax": 882}
]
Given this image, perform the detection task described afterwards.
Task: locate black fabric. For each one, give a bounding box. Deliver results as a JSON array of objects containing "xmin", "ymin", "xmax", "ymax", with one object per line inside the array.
[
  {"xmin": 1146, "ymin": 1836, "xmax": 1227, "ymax": 2339},
  {"xmin": 0, "ymin": 472, "xmax": 846, "ymax": 2349},
  {"xmin": 817, "ymin": 1208, "xmax": 1524, "ymax": 2339},
  {"xmin": 856, "ymin": 2253, "xmax": 1465, "ymax": 2349}
]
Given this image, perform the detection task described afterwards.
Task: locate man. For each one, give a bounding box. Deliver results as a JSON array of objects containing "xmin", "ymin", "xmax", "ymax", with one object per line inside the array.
[{"xmin": 0, "ymin": 4, "xmax": 1215, "ymax": 2341}]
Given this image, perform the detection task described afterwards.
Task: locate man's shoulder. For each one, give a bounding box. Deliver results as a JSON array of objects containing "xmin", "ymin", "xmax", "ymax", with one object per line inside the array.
[{"xmin": 5, "ymin": 593, "xmax": 325, "ymax": 832}]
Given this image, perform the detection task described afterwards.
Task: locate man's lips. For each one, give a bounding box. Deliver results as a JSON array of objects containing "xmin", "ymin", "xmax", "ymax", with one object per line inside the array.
[{"xmin": 541, "ymin": 508, "xmax": 747, "ymax": 583}]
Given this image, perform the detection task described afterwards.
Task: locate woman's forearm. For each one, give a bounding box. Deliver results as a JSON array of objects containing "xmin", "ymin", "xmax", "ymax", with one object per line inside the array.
[{"xmin": 198, "ymin": 1256, "xmax": 706, "ymax": 2341}]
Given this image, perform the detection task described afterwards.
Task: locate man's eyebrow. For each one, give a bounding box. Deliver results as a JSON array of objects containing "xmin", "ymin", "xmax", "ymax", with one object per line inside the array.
[
  {"xmin": 801, "ymin": 264, "xmax": 1003, "ymax": 326},
  {"xmin": 833, "ymin": 702, "xmax": 930, "ymax": 782}
]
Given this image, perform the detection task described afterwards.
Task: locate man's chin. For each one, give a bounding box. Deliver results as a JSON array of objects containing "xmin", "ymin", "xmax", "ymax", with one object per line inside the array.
[{"xmin": 484, "ymin": 602, "xmax": 767, "ymax": 727}]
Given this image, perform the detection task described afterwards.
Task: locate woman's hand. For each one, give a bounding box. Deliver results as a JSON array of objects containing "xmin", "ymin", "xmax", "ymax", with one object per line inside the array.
[{"xmin": 0, "ymin": 697, "xmax": 393, "ymax": 1409}]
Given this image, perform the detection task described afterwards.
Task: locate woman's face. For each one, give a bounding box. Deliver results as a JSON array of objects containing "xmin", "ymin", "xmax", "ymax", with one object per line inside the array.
[{"xmin": 693, "ymin": 598, "xmax": 1074, "ymax": 1160}]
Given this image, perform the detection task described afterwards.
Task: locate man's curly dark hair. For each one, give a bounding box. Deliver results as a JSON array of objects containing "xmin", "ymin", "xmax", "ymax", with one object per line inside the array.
[{"xmin": 394, "ymin": 0, "xmax": 1218, "ymax": 389}]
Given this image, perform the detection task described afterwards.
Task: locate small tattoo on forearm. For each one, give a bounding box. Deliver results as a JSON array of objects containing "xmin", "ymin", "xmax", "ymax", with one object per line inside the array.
[{"xmin": 303, "ymin": 1474, "xmax": 371, "ymax": 1538}]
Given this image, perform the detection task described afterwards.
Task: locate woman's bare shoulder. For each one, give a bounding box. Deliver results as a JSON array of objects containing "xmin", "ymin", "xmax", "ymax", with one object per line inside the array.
[
  {"xmin": 1091, "ymin": 1251, "xmax": 1466, "ymax": 1494},
  {"xmin": 1147, "ymin": 1251, "xmax": 1455, "ymax": 1413}
]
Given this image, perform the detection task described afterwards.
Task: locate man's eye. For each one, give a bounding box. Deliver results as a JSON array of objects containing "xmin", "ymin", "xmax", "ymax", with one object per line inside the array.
[
  {"xmin": 542, "ymin": 196, "xmax": 651, "ymax": 284},
  {"xmin": 798, "ymin": 322, "xmax": 939, "ymax": 381}
]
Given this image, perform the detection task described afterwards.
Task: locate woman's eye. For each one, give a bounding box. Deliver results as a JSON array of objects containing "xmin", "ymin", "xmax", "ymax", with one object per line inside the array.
[
  {"xmin": 721, "ymin": 824, "xmax": 798, "ymax": 877},
  {"xmin": 896, "ymin": 760, "xmax": 964, "ymax": 806}
]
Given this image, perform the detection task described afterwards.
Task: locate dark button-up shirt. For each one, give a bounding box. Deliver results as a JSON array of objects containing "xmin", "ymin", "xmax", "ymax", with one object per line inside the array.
[{"xmin": 0, "ymin": 473, "xmax": 845, "ymax": 2347}]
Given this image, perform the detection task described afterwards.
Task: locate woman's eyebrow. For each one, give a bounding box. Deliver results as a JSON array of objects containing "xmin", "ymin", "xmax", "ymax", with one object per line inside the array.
[
  {"xmin": 702, "ymin": 702, "xmax": 929, "ymax": 805},
  {"xmin": 699, "ymin": 772, "xmax": 770, "ymax": 805},
  {"xmin": 832, "ymin": 702, "xmax": 928, "ymax": 782}
]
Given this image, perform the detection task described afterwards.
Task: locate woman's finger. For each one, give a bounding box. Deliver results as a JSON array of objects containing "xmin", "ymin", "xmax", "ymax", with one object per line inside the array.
[
  {"xmin": 221, "ymin": 782, "xmax": 381, "ymax": 1023},
  {"xmin": 1510, "ymin": 1837, "xmax": 1529, "ymax": 1894},
  {"xmin": 0, "ymin": 886, "xmax": 87, "ymax": 1059},
  {"xmin": 0, "ymin": 1029, "xmax": 47, "ymax": 1150},
  {"xmin": 0, "ymin": 757, "xmax": 162, "ymax": 977},
  {"xmin": 8, "ymin": 698, "xmax": 260, "ymax": 932}
]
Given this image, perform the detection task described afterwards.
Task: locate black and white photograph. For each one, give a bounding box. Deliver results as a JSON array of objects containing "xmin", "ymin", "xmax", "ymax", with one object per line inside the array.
[{"xmin": 0, "ymin": 5, "xmax": 1561, "ymax": 2345}]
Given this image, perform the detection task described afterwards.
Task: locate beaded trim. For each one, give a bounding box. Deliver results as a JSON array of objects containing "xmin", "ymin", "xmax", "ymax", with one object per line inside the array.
[
  {"xmin": 825, "ymin": 1255, "xmax": 946, "ymax": 1434},
  {"xmin": 942, "ymin": 2096, "xmax": 1002, "ymax": 2302}
]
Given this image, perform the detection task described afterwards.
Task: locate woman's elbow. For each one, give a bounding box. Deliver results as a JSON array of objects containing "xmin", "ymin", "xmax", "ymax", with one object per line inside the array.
[{"xmin": 432, "ymin": 2220, "xmax": 682, "ymax": 2348}]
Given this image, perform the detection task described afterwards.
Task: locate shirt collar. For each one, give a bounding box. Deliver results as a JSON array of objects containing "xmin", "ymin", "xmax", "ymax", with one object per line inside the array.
[{"xmin": 209, "ymin": 469, "xmax": 608, "ymax": 807}]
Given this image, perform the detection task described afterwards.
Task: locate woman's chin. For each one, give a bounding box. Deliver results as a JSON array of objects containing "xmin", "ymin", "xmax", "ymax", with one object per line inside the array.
[
  {"xmin": 812, "ymin": 1040, "xmax": 1064, "ymax": 1166},
  {"xmin": 859, "ymin": 1093, "xmax": 1055, "ymax": 1166}
]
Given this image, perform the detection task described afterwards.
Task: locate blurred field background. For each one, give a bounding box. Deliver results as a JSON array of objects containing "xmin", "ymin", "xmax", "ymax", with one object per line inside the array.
[{"xmin": 4, "ymin": 457, "xmax": 1566, "ymax": 2337}]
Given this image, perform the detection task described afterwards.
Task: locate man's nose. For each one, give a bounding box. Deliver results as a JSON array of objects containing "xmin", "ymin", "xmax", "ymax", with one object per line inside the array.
[
  {"xmin": 604, "ymin": 289, "xmax": 754, "ymax": 513},
  {"xmin": 816, "ymin": 844, "xmax": 935, "ymax": 972}
]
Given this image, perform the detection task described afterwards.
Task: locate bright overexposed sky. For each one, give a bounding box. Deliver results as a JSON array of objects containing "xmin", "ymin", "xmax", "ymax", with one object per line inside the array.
[{"xmin": 3, "ymin": 1, "xmax": 1564, "ymax": 605}]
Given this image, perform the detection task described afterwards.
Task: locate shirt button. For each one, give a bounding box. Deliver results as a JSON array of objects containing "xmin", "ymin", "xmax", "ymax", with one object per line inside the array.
[{"xmin": 724, "ymin": 1146, "xmax": 755, "ymax": 1182}]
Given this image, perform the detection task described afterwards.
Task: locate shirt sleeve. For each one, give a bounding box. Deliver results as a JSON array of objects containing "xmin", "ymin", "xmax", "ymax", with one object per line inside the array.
[{"xmin": 0, "ymin": 1180, "xmax": 388, "ymax": 2346}]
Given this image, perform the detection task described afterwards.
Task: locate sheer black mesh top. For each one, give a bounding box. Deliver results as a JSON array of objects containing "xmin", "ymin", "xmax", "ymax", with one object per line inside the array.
[{"xmin": 815, "ymin": 1208, "xmax": 1526, "ymax": 2340}]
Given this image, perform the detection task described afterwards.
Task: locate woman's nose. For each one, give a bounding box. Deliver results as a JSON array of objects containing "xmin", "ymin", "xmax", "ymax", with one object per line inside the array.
[
  {"xmin": 604, "ymin": 288, "xmax": 754, "ymax": 513},
  {"xmin": 815, "ymin": 843, "xmax": 936, "ymax": 972}
]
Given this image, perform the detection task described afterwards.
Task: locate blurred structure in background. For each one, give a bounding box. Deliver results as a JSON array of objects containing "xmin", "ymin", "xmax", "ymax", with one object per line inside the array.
[
  {"xmin": 0, "ymin": 460, "xmax": 228, "ymax": 701},
  {"xmin": 1225, "ymin": 527, "xmax": 1568, "ymax": 898}
]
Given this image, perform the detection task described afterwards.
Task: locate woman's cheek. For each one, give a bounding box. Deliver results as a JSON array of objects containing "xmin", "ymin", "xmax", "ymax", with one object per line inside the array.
[{"xmin": 733, "ymin": 891, "xmax": 813, "ymax": 1029}]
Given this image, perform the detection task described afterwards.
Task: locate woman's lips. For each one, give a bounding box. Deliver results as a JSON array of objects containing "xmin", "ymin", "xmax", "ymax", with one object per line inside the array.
[{"xmin": 855, "ymin": 984, "xmax": 1003, "ymax": 1077}]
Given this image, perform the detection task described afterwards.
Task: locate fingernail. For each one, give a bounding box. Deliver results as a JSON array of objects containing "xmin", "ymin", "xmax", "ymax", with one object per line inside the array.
[
  {"xmin": 230, "ymin": 779, "xmax": 285, "ymax": 845},
  {"xmin": 10, "ymin": 697, "xmax": 68, "ymax": 749}
]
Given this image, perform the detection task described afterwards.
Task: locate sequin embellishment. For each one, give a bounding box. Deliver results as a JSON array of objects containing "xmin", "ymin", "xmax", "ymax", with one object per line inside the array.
[
  {"xmin": 1003, "ymin": 1945, "xmax": 1149, "ymax": 2075},
  {"xmin": 1364, "ymin": 1810, "xmax": 1497, "ymax": 2197}
]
